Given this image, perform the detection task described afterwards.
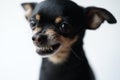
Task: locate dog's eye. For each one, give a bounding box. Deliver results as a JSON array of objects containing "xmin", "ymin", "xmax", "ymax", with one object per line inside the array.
[
  {"xmin": 29, "ymin": 18, "xmax": 37, "ymax": 29},
  {"xmin": 59, "ymin": 22, "xmax": 71, "ymax": 33},
  {"xmin": 30, "ymin": 20, "xmax": 36, "ymax": 27}
]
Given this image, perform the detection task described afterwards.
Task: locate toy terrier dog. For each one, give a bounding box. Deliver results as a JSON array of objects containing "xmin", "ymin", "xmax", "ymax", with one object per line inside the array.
[{"xmin": 21, "ymin": 0, "xmax": 117, "ymax": 80}]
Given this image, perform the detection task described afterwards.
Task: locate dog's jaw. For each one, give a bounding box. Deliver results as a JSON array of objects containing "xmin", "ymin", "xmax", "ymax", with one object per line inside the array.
[
  {"xmin": 34, "ymin": 28, "xmax": 78, "ymax": 64},
  {"xmin": 48, "ymin": 36, "xmax": 78, "ymax": 64}
]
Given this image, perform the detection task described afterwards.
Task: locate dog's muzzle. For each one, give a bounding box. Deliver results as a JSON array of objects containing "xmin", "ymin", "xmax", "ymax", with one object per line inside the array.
[{"xmin": 32, "ymin": 33, "xmax": 61, "ymax": 56}]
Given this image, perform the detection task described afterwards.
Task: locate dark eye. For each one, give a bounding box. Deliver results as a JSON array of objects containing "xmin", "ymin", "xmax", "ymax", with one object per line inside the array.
[
  {"xmin": 59, "ymin": 22, "xmax": 71, "ymax": 33},
  {"xmin": 30, "ymin": 20, "xmax": 36, "ymax": 27},
  {"xmin": 30, "ymin": 18, "xmax": 37, "ymax": 29}
]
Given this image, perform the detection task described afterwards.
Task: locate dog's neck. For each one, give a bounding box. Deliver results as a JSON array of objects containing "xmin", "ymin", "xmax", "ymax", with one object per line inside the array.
[{"xmin": 39, "ymin": 43, "xmax": 95, "ymax": 80}]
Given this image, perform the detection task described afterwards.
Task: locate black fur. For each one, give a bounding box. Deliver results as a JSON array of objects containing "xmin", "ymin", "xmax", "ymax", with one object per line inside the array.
[{"xmin": 21, "ymin": 0, "xmax": 117, "ymax": 80}]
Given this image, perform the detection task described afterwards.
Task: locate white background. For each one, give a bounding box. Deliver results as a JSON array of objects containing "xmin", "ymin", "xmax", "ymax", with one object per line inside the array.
[{"xmin": 0, "ymin": 0, "xmax": 120, "ymax": 80}]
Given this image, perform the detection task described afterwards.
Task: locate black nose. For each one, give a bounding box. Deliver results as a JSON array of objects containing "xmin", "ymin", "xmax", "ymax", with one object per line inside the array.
[{"xmin": 32, "ymin": 34, "xmax": 47, "ymax": 43}]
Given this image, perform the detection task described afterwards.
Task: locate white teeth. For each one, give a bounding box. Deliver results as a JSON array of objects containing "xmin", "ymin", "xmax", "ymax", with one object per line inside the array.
[
  {"xmin": 43, "ymin": 47, "xmax": 45, "ymax": 51},
  {"xmin": 40, "ymin": 47, "xmax": 42, "ymax": 50},
  {"xmin": 50, "ymin": 47, "xmax": 53, "ymax": 50},
  {"xmin": 39, "ymin": 47, "xmax": 42, "ymax": 50},
  {"xmin": 38, "ymin": 46, "xmax": 53, "ymax": 51},
  {"xmin": 42, "ymin": 48, "xmax": 44, "ymax": 51},
  {"xmin": 45, "ymin": 47, "xmax": 47, "ymax": 50}
]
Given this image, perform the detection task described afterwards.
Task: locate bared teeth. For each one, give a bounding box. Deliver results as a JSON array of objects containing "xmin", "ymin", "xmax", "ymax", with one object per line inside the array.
[
  {"xmin": 39, "ymin": 47, "xmax": 42, "ymax": 50},
  {"xmin": 45, "ymin": 47, "xmax": 48, "ymax": 50},
  {"xmin": 43, "ymin": 47, "xmax": 45, "ymax": 51},
  {"xmin": 50, "ymin": 47, "xmax": 53, "ymax": 50},
  {"xmin": 38, "ymin": 46, "xmax": 53, "ymax": 51}
]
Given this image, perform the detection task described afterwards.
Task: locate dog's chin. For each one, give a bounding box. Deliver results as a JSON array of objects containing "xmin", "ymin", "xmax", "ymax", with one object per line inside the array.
[{"xmin": 36, "ymin": 43, "xmax": 61, "ymax": 57}]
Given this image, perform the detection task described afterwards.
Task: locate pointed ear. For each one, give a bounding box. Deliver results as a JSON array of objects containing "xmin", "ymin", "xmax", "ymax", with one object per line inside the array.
[
  {"xmin": 84, "ymin": 7, "xmax": 117, "ymax": 30},
  {"xmin": 21, "ymin": 2, "xmax": 37, "ymax": 20}
]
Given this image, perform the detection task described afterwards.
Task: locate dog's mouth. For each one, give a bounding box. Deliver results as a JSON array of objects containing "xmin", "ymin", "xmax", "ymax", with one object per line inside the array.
[{"xmin": 36, "ymin": 43, "xmax": 61, "ymax": 56}]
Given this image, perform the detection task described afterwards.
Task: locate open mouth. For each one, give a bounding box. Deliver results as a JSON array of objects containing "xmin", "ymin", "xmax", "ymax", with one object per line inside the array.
[{"xmin": 36, "ymin": 43, "xmax": 61, "ymax": 56}]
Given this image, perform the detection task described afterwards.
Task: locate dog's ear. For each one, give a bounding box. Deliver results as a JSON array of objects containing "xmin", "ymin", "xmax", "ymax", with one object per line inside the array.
[
  {"xmin": 21, "ymin": 2, "xmax": 37, "ymax": 20},
  {"xmin": 84, "ymin": 7, "xmax": 117, "ymax": 30}
]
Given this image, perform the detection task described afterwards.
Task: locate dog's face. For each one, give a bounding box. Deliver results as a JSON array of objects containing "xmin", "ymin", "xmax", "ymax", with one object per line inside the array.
[{"xmin": 21, "ymin": 0, "xmax": 116, "ymax": 63}]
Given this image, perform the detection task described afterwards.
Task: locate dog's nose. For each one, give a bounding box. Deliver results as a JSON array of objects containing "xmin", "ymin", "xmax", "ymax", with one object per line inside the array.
[{"xmin": 32, "ymin": 34, "xmax": 47, "ymax": 43}]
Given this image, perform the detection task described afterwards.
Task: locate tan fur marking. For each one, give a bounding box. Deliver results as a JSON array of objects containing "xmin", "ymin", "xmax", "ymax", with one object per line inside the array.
[
  {"xmin": 36, "ymin": 14, "xmax": 40, "ymax": 21},
  {"xmin": 45, "ymin": 29, "xmax": 55, "ymax": 34},
  {"xmin": 33, "ymin": 27, "xmax": 41, "ymax": 34},
  {"xmin": 45, "ymin": 29, "xmax": 57, "ymax": 36},
  {"xmin": 48, "ymin": 36, "xmax": 78, "ymax": 64},
  {"xmin": 44, "ymin": 28, "xmax": 78, "ymax": 64},
  {"xmin": 55, "ymin": 17, "xmax": 62, "ymax": 23}
]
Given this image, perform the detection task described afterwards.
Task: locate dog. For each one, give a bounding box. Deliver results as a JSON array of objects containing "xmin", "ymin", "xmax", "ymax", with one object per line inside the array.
[{"xmin": 21, "ymin": 0, "xmax": 117, "ymax": 80}]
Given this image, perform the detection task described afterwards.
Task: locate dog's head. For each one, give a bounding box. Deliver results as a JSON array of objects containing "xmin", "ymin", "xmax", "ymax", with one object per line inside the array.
[{"xmin": 21, "ymin": 0, "xmax": 116, "ymax": 63}]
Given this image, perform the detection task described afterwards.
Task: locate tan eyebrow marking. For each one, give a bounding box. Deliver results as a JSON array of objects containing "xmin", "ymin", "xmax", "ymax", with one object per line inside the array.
[
  {"xmin": 36, "ymin": 14, "xmax": 41, "ymax": 21},
  {"xmin": 55, "ymin": 17, "xmax": 62, "ymax": 23}
]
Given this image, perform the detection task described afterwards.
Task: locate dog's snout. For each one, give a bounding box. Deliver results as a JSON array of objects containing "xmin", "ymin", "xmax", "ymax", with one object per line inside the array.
[{"xmin": 32, "ymin": 34, "xmax": 47, "ymax": 43}]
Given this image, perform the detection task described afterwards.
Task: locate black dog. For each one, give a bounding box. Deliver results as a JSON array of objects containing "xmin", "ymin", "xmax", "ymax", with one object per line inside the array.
[{"xmin": 21, "ymin": 0, "xmax": 117, "ymax": 80}]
